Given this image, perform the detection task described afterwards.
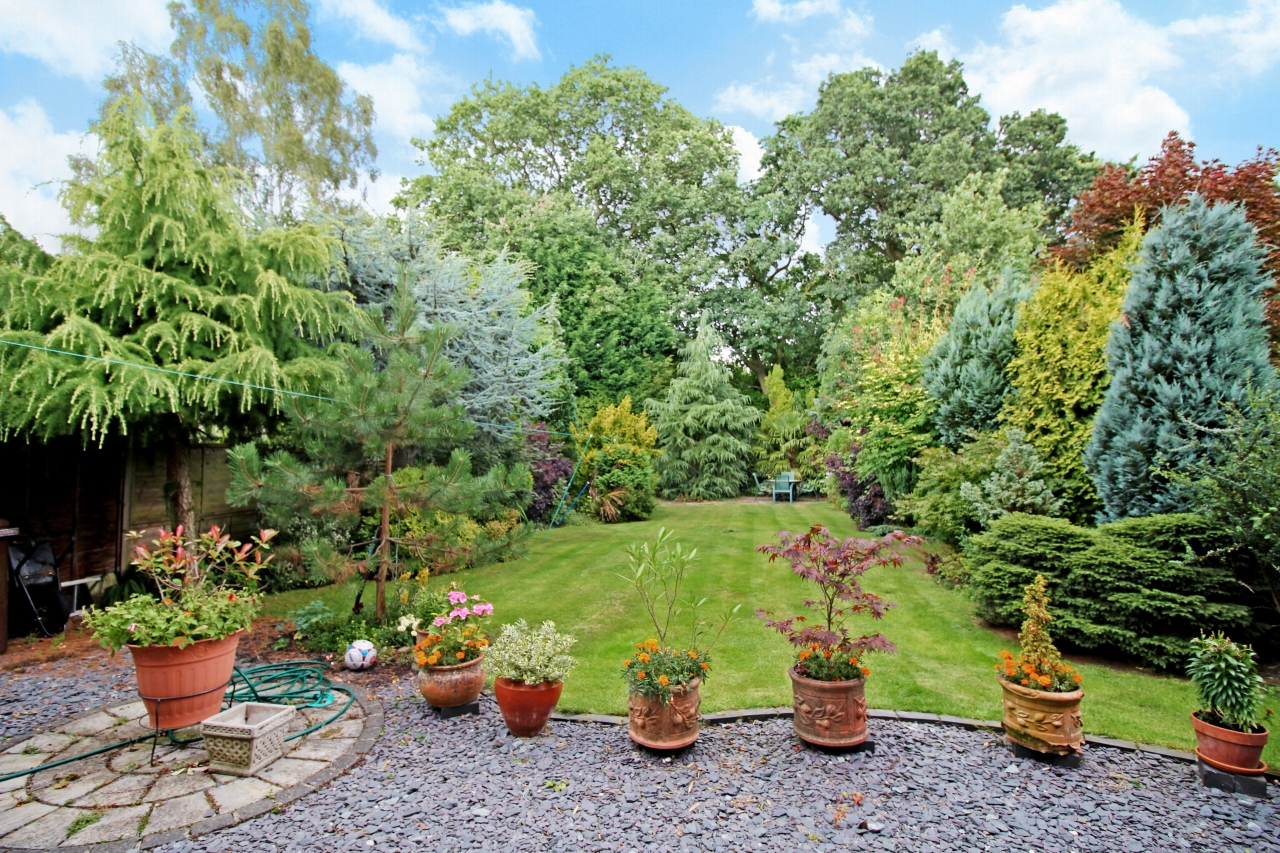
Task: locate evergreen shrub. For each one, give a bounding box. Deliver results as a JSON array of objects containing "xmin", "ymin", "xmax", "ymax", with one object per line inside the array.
[{"xmin": 897, "ymin": 433, "xmax": 1005, "ymax": 544}]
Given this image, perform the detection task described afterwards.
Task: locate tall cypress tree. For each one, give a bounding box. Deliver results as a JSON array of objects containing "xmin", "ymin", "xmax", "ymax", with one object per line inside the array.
[
  {"xmin": 647, "ymin": 324, "xmax": 759, "ymax": 501},
  {"xmin": 1085, "ymin": 195, "xmax": 1276, "ymax": 521},
  {"xmin": 923, "ymin": 271, "xmax": 1033, "ymax": 449}
]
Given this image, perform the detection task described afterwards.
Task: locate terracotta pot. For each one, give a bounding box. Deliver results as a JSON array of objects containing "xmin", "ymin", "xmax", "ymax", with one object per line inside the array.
[
  {"xmin": 628, "ymin": 679, "xmax": 701, "ymax": 749},
  {"xmin": 128, "ymin": 631, "xmax": 243, "ymax": 730},
  {"xmin": 1191, "ymin": 712, "xmax": 1269, "ymax": 775},
  {"xmin": 998, "ymin": 676, "xmax": 1084, "ymax": 755},
  {"xmin": 417, "ymin": 653, "xmax": 486, "ymax": 708},
  {"xmin": 789, "ymin": 666, "xmax": 868, "ymax": 748},
  {"xmin": 494, "ymin": 678, "xmax": 563, "ymax": 736}
]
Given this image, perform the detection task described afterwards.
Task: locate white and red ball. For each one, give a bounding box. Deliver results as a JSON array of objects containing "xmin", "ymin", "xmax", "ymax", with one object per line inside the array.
[{"xmin": 344, "ymin": 639, "xmax": 377, "ymax": 671}]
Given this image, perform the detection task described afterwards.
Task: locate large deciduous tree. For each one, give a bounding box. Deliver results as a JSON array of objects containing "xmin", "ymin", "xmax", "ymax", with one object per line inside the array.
[
  {"xmin": 1085, "ymin": 196, "xmax": 1276, "ymax": 521},
  {"xmin": 0, "ymin": 97, "xmax": 350, "ymax": 531}
]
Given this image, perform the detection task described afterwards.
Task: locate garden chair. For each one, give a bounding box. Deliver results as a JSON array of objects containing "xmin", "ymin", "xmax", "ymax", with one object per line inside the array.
[
  {"xmin": 752, "ymin": 473, "xmax": 773, "ymax": 497},
  {"xmin": 772, "ymin": 472, "xmax": 796, "ymax": 503}
]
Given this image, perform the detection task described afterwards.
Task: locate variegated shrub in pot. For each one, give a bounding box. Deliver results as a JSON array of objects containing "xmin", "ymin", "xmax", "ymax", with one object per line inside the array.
[
  {"xmin": 487, "ymin": 620, "xmax": 578, "ymax": 737},
  {"xmin": 758, "ymin": 525, "xmax": 920, "ymax": 748},
  {"xmin": 995, "ymin": 575, "xmax": 1085, "ymax": 756},
  {"xmin": 618, "ymin": 529, "xmax": 739, "ymax": 750}
]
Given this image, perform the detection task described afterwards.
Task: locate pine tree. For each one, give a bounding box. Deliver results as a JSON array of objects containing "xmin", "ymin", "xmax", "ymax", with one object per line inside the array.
[
  {"xmin": 1000, "ymin": 221, "xmax": 1143, "ymax": 522},
  {"xmin": 0, "ymin": 97, "xmax": 348, "ymax": 532},
  {"xmin": 753, "ymin": 365, "xmax": 816, "ymax": 478},
  {"xmin": 648, "ymin": 324, "xmax": 760, "ymax": 501},
  {"xmin": 1085, "ymin": 195, "xmax": 1277, "ymax": 521},
  {"xmin": 923, "ymin": 271, "xmax": 1033, "ymax": 448},
  {"xmin": 227, "ymin": 282, "xmax": 532, "ymax": 620},
  {"xmin": 960, "ymin": 429, "xmax": 1062, "ymax": 524}
]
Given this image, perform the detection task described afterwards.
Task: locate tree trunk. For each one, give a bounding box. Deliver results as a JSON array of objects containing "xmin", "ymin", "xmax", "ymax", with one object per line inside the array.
[
  {"xmin": 166, "ymin": 436, "xmax": 196, "ymax": 542},
  {"xmin": 376, "ymin": 441, "xmax": 393, "ymax": 622},
  {"xmin": 745, "ymin": 355, "xmax": 770, "ymax": 396}
]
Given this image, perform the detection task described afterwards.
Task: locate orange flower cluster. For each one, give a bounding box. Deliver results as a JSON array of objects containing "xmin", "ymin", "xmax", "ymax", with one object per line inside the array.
[
  {"xmin": 415, "ymin": 628, "xmax": 489, "ymax": 668},
  {"xmin": 796, "ymin": 643, "xmax": 871, "ymax": 682},
  {"xmin": 995, "ymin": 649, "xmax": 1081, "ymax": 693},
  {"xmin": 621, "ymin": 640, "xmax": 711, "ymax": 704}
]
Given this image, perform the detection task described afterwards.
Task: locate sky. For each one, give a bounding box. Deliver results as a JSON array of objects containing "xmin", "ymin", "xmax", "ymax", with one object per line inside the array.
[{"xmin": 1, "ymin": 0, "xmax": 1278, "ymax": 250}]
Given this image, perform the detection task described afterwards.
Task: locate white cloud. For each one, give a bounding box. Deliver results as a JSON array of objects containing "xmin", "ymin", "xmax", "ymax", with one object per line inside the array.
[
  {"xmin": 440, "ymin": 1, "xmax": 539, "ymax": 61},
  {"xmin": 838, "ymin": 10, "xmax": 872, "ymax": 38},
  {"xmin": 315, "ymin": 0, "xmax": 423, "ymax": 53},
  {"xmin": 751, "ymin": 0, "xmax": 841, "ymax": 23},
  {"xmin": 1169, "ymin": 0, "xmax": 1280, "ymax": 76},
  {"xmin": 0, "ymin": 100, "xmax": 93, "ymax": 249},
  {"xmin": 0, "ymin": 0, "xmax": 171, "ymax": 82},
  {"xmin": 714, "ymin": 82, "xmax": 807, "ymax": 122},
  {"xmin": 791, "ymin": 51, "xmax": 879, "ymax": 87},
  {"xmin": 959, "ymin": 0, "xmax": 1188, "ymax": 160},
  {"xmin": 729, "ymin": 126, "xmax": 764, "ymax": 183},
  {"xmin": 339, "ymin": 54, "xmax": 439, "ymax": 147},
  {"xmin": 912, "ymin": 27, "xmax": 955, "ymax": 59}
]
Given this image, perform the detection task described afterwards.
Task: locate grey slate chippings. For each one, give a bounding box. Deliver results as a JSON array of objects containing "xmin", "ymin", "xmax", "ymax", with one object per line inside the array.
[
  {"xmin": 151, "ymin": 680, "xmax": 1278, "ymax": 853},
  {"xmin": 0, "ymin": 660, "xmax": 134, "ymax": 741}
]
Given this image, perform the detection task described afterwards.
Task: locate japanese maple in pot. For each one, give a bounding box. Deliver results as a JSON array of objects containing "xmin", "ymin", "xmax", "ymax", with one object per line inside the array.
[
  {"xmin": 1186, "ymin": 632, "xmax": 1270, "ymax": 775},
  {"xmin": 619, "ymin": 529, "xmax": 739, "ymax": 750},
  {"xmin": 414, "ymin": 590, "xmax": 493, "ymax": 708},
  {"xmin": 758, "ymin": 525, "xmax": 919, "ymax": 748},
  {"xmin": 82, "ymin": 526, "xmax": 273, "ymax": 730},
  {"xmin": 486, "ymin": 620, "xmax": 577, "ymax": 736},
  {"xmin": 995, "ymin": 575, "xmax": 1085, "ymax": 756}
]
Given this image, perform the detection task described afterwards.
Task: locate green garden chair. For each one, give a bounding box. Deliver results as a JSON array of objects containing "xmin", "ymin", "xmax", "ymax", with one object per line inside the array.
[
  {"xmin": 752, "ymin": 473, "xmax": 773, "ymax": 497},
  {"xmin": 772, "ymin": 472, "xmax": 796, "ymax": 503}
]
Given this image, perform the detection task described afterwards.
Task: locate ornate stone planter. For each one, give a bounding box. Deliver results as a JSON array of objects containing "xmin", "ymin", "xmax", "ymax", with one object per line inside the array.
[
  {"xmin": 202, "ymin": 702, "xmax": 296, "ymax": 776},
  {"xmin": 998, "ymin": 676, "xmax": 1084, "ymax": 755},
  {"xmin": 417, "ymin": 653, "xmax": 486, "ymax": 708},
  {"xmin": 789, "ymin": 666, "xmax": 868, "ymax": 747},
  {"xmin": 628, "ymin": 679, "xmax": 701, "ymax": 749}
]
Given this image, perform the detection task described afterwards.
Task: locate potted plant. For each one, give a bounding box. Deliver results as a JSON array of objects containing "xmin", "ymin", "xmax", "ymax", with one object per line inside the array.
[
  {"xmin": 1187, "ymin": 632, "xmax": 1270, "ymax": 775},
  {"xmin": 413, "ymin": 589, "xmax": 494, "ymax": 708},
  {"xmin": 619, "ymin": 528, "xmax": 738, "ymax": 749},
  {"xmin": 758, "ymin": 524, "xmax": 918, "ymax": 748},
  {"xmin": 995, "ymin": 574, "xmax": 1084, "ymax": 755},
  {"xmin": 81, "ymin": 525, "xmax": 273, "ymax": 730},
  {"xmin": 486, "ymin": 619, "xmax": 577, "ymax": 736}
]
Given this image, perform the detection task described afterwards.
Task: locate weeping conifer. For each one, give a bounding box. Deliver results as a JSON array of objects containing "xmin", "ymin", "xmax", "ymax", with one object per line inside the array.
[
  {"xmin": 648, "ymin": 324, "xmax": 759, "ymax": 501},
  {"xmin": 1085, "ymin": 195, "xmax": 1276, "ymax": 521}
]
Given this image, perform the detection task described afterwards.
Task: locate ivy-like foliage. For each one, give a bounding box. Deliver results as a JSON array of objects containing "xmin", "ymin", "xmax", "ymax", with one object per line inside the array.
[
  {"xmin": 999, "ymin": 221, "xmax": 1143, "ymax": 522},
  {"xmin": 1085, "ymin": 196, "xmax": 1277, "ymax": 521},
  {"xmin": 648, "ymin": 324, "xmax": 760, "ymax": 501}
]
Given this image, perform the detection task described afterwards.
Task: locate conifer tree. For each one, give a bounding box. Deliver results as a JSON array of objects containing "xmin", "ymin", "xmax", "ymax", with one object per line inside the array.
[
  {"xmin": 960, "ymin": 429, "xmax": 1062, "ymax": 524},
  {"xmin": 923, "ymin": 271, "xmax": 1032, "ymax": 448},
  {"xmin": 648, "ymin": 324, "xmax": 760, "ymax": 501},
  {"xmin": 1000, "ymin": 221, "xmax": 1142, "ymax": 521},
  {"xmin": 0, "ymin": 97, "xmax": 348, "ymax": 532},
  {"xmin": 1085, "ymin": 196, "xmax": 1276, "ymax": 521},
  {"xmin": 753, "ymin": 365, "xmax": 815, "ymax": 477}
]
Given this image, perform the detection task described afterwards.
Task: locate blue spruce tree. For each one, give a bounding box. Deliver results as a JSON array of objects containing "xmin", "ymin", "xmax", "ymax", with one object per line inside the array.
[
  {"xmin": 923, "ymin": 271, "xmax": 1033, "ymax": 448},
  {"xmin": 1085, "ymin": 195, "xmax": 1276, "ymax": 521}
]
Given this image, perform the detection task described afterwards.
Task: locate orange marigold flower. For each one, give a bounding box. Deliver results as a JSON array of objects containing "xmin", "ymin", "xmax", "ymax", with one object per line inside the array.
[
  {"xmin": 415, "ymin": 653, "xmax": 427, "ymax": 666},
  {"xmin": 823, "ymin": 650, "xmax": 832, "ymax": 659},
  {"xmin": 861, "ymin": 667, "xmax": 870, "ymax": 677},
  {"xmin": 1038, "ymin": 675, "xmax": 1051, "ymax": 687},
  {"xmin": 657, "ymin": 675, "xmax": 670, "ymax": 686},
  {"xmin": 456, "ymin": 651, "xmax": 466, "ymax": 660},
  {"xmin": 1021, "ymin": 679, "xmax": 1030, "ymax": 686},
  {"xmin": 700, "ymin": 662, "xmax": 708, "ymax": 670},
  {"xmin": 798, "ymin": 650, "xmax": 812, "ymax": 661},
  {"xmin": 637, "ymin": 671, "xmax": 647, "ymax": 679},
  {"xmin": 1073, "ymin": 674, "xmax": 1083, "ymax": 684},
  {"xmin": 638, "ymin": 653, "xmax": 651, "ymax": 664},
  {"xmin": 623, "ymin": 659, "xmax": 633, "ymax": 667},
  {"xmin": 688, "ymin": 650, "xmax": 698, "ymax": 658},
  {"xmin": 853, "ymin": 659, "xmax": 861, "ymax": 666}
]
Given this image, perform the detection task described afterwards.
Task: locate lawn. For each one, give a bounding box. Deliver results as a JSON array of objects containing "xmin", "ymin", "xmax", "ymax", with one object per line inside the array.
[{"xmin": 262, "ymin": 500, "xmax": 1278, "ymax": 768}]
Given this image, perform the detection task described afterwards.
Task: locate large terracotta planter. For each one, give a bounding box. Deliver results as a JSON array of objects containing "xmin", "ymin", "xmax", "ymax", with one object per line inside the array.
[
  {"xmin": 998, "ymin": 676, "xmax": 1084, "ymax": 755},
  {"xmin": 494, "ymin": 678, "xmax": 562, "ymax": 736},
  {"xmin": 790, "ymin": 666, "xmax": 868, "ymax": 747},
  {"xmin": 418, "ymin": 654, "xmax": 485, "ymax": 708},
  {"xmin": 128, "ymin": 631, "xmax": 243, "ymax": 730},
  {"xmin": 1192, "ymin": 712, "xmax": 1269, "ymax": 775},
  {"xmin": 628, "ymin": 679, "xmax": 701, "ymax": 749}
]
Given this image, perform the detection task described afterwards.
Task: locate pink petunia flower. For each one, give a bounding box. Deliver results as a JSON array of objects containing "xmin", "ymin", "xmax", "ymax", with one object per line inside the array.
[
  {"xmin": 433, "ymin": 615, "xmax": 452, "ymax": 627},
  {"xmin": 449, "ymin": 607, "xmax": 471, "ymax": 619},
  {"xmin": 472, "ymin": 602, "xmax": 494, "ymax": 617},
  {"xmin": 448, "ymin": 590, "xmax": 468, "ymax": 605}
]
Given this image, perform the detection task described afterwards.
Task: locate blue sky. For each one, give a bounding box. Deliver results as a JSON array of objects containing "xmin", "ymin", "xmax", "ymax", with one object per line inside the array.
[{"xmin": 1, "ymin": 0, "xmax": 1277, "ymax": 248}]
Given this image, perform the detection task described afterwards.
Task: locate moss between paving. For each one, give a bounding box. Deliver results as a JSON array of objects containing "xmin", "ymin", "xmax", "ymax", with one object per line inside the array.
[{"xmin": 262, "ymin": 500, "xmax": 1280, "ymax": 770}]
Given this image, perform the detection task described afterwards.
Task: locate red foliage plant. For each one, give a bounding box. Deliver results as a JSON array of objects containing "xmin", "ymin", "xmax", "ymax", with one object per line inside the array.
[
  {"xmin": 1054, "ymin": 132, "xmax": 1280, "ymax": 278},
  {"xmin": 756, "ymin": 525, "xmax": 922, "ymax": 654}
]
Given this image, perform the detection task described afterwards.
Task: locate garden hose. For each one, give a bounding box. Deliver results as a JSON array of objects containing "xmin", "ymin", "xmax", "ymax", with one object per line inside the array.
[{"xmin": 0, "ymin": 660, "xmax": 356, "ymax": 783}]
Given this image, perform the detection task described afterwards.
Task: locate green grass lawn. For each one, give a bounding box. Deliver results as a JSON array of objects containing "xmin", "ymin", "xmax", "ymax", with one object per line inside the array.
[{"xmin": 262, "ymin": 500, "xmax": 1278, "ymax": 768}]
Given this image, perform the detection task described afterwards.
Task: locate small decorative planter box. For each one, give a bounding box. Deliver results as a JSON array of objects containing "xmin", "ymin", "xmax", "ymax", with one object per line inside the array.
[{"xmin": 202, "ymin": 702, "xmax": 297, "ymax": 776}]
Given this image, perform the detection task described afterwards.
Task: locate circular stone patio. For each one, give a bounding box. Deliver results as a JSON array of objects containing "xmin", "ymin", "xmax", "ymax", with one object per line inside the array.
[{"xmin": 0, "ymin": 688, "xmax": 379, "ymax": 851}]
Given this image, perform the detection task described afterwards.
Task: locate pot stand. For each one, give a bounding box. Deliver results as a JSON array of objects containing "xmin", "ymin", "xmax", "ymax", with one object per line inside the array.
[
  {"xmin": 1195, "ymin": 758, "xmax": 1270, "ymax": 798},
  {"xmin": 137, "ymin": 677, "xmax": 234, "ymax": 765},
  {"xmin": 436, "ymin": 701, "xmax": 480, "ymax": 719},
  {"xmin": 1009, "ymin": 741, "xmax": 1083, "ymax": 769}
]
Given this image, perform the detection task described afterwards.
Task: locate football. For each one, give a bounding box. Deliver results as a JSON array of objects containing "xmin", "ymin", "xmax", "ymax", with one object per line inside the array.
[{"xmin": 344, "ymin": 639, "xmax": 377, "ymax": 671}]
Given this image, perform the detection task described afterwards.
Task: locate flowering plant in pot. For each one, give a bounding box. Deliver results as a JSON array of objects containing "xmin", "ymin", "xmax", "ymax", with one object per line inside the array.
[
  {"xmin": 1186, "ymin": 632, "xmax": 1270, "ymax": 775},
  {"xmin": 413, "ymin": 589, "xmax": 494, "ymax": 708},
  {"xmin": 995, "ymin": 574, "xmax": 1084, "ymax": 755},
  {"xmin": 486, "ymin": 620, "xmax": 577, "ymax": 736},
  {"xmin": 757, "ymin": 524, "xmax": 918, "ymax": 747},
  {"xmin": 82, "ymin": 525, "xmax": 274, "ymax": 729},
  {"xmin": 618, "ymin": 528, "xmax": 738, "ymax": 749}
]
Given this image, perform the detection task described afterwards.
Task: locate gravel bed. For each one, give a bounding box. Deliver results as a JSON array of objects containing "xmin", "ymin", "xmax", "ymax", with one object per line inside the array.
[
  {"xmin": 0, "ymin": 658, "xmax": 134, "ymax": 740},
  {"xmin": 154, "ymin": 679, "xmax": 1279, "ymax": 853}
]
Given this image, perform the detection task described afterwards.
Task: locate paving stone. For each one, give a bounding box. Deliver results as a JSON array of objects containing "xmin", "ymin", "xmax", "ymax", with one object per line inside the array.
[
  {"xmin": 32, "ymin": 769, "xmax": 115, "ymax": 806},
  {"xmin": 64, "ymin": 803, "xmax": 150, "ymax": 846},
  {"xmin": 0, "ymin": 805, "xmax": 77, "ymax": 848},
  {"xmin": 106, "ymin": 701, "xmax": 149, "ymax": 721},
  {"xmin": 0, "ymin": 800, "xmax": 57, "ymax": 838},
  {"xmin": 4, "ymin": 734, "xmax": 75, "ymax": 756},
  {"xmin": 72, "ymin": 773, "xmax": 154, "ymax": 808},
  {"xmin": 254, "ymin": 758, "xmax": 327, "ymax": 788},
  {"xmin": 108, "ymin": 744, "xmax": 165, "ymax": 775},
  {"xmin": 144, "ymin": 792, "xmax": 215, "ymax": 835},
  {"xmin": 0, "ymin": 791, "xmax": 29, "ymax": 814},
  {"xmin": 286, "ymin": 738, "xmax": 355, "ymax": 763},
  {"xmin": 206, "ymin": 777, "xmax": 279, "ymax": 815},
  {"xmin": 143, "ymin": 771, "xmax": 215, "ymax": 802},
  {"xmin": 310, "ymin": 719, "xmax": 363, "ymax": 740},
  {"xmin": 57, "ymin": 711, "xmax": 121, "ymax": 737}
]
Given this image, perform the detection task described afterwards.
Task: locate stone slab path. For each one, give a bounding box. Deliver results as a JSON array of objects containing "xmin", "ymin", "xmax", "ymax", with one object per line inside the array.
[
  {"xmin": 147, "ymin": 680, "xmax": 1278, "ymax": 853},
  {"xmin": 0, "ymin": 689, "xmax": 376, "ymax": 852}
]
